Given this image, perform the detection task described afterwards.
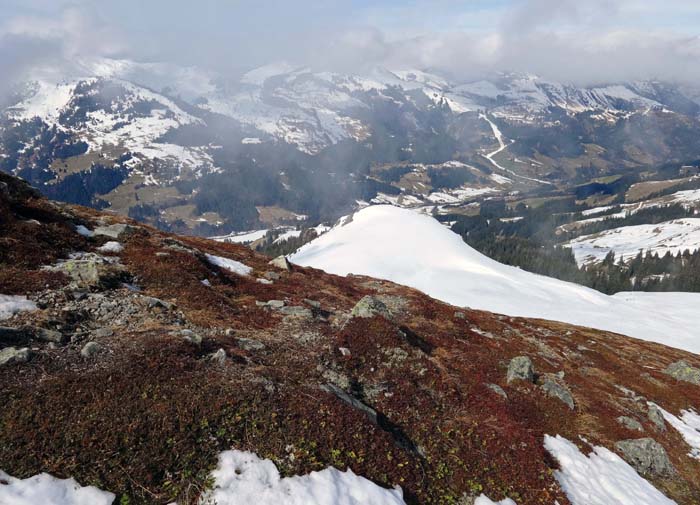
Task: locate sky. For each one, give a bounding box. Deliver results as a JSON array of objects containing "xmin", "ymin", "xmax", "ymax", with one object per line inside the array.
[{"xmin": 1, "ymin": 0, "xmax": 700, "ymax": 85}]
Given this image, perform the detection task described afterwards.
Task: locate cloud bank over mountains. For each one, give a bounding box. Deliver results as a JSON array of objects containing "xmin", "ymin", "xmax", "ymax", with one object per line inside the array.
[{"xmin": 1, "ymin": 0, "xmax": 700, "ymax": 86}]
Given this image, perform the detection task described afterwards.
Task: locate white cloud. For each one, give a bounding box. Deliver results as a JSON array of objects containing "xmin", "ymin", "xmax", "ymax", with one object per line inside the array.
[{"xmin": 0, "ymin": 0, "xmax": 699, "ymax": 85}]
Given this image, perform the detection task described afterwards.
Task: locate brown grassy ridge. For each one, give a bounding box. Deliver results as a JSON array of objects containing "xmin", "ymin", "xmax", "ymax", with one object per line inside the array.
[{"xmin": 1, "ymin": 171, "xmax": 700, "ymax": 504}]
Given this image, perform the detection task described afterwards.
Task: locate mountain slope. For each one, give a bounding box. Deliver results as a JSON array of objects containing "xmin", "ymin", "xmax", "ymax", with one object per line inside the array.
[
  {"xmin": 291, "ymin": 205, "xmax": 700, "ymax": 353},
  {"xmin": 2, "ymin": 173, "xmax": 700, "ymax": 504}
]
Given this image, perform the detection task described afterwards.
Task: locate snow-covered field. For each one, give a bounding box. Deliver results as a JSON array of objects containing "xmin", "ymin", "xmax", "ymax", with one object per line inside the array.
[
  {"xmin": 564, "ymin": 218, "xmax": 700, "ymax": 266},
  {"xmin": 291, "ymin": 205, "xmax": 700, "ymax": 354},
  {"xmin": 211, "ymin": 229, "xmax": 269, "ymax": 244}
]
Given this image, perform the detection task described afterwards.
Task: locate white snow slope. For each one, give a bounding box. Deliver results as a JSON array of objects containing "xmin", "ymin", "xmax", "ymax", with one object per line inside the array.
[
  {"xmin": 564, "ymin": 218, "xmax": 700, "ymax": 266},
  {"xmin": 291, "ymin": 205, "xmax": 700, "ymax": 354}
]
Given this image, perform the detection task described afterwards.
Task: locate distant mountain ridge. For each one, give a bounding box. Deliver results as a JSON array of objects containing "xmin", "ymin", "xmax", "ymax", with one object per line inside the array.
[{"xmin": 3, "ymin": 57, "xmax": 700, "ymax": 234}]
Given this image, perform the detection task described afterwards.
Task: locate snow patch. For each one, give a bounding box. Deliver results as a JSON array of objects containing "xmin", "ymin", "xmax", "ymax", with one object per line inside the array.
[
  {"xmin": 474, "ymin": 495, "xmax": 517, "ymax": 505},
  {"xmin": 75, "ymin": 225, "xmax": 94, "ymax": 238},
  {"xmin": 544, "ymin": 434, "xmax": 676, "ymax": 505},
  {"xmin": 653, "ymin": 405, "xmax": 700, "ymax": 460},
  {"xmin": 0, "ymin": 295, "xmax": 37, "ymax": 320},
  {"xmin": 205, "ymin": 254, "xmax": 253, "ymax": 276},
  {"xmin": 97, "ymin": 241, "xmax": 123, "ymax": 254},
  {"xmin": 200, "ymin": 450, "xmax": 406, "ymax": 505},
  {"xmin": 0, "ymin": 471, "xmax": 115, "ymax": 505},
  {"xmin": 211, "ymin": 229, "xmax": 269, "ymax": 244}
]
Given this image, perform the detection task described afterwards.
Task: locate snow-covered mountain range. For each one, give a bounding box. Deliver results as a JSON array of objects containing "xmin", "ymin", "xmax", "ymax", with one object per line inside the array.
[{"xmin": 4, "ymin": 57, "xmax": 700, "ymax": 235}]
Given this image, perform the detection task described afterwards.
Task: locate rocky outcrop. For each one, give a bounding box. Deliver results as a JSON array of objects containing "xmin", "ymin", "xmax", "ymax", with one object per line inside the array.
[
  {"xmin": 44, "ymin": 253, "xmax": 129, "ymax": 289},
  {"xmin": 664, "ymin": 360, "xmax": 700, "ymax": 385},
  {"xmin": 350, "ymin": 296, "xmax": 391, "ymax": 319},
  {"xmin": 617, "ymin": 416, "xmax": 644, "ymax": 432},
  {"xmin": 647, "ymin": 404, "xmax": 666, "ymax": 432},
  {"xmin": 615, "ymin": 438, "xmax": 675, "ymax": 477},
  {"xmin": 506, "ymin": 356, "xmax": 534, "ymax": 384},
  {"xmin": 541, "ymin": 377, "xmax": 575, "ymax": 410},
  {"xmin": 269, "ymin": 256, "xmax": 292, "ymax": 271}
]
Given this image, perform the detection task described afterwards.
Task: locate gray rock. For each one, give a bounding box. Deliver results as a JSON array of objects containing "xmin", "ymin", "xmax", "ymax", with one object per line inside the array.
[
  {"xmin": 35, "ymin": 328, "xmax": 65, "ymax": 343},
  {"xmin": 142, "ymin": 296, "xmax": 174, "ymax": 310},
  {"xmin": 486, "ymin": 383, "xmax": 508, "ymax": 400},
  {"xmin": 647, "ymin": 404, "xmax": 666, "ymax": 432},
  {"xmin": 176, "ymin": 329, "xmax": 201, "ymax": 345},
  {"xmin": 617, "ymin": 416, "xmax": 644, "ymax": 432},
  {"xmin": 454, "ymin": 311, "xmax": 466, "ymax": 320},
  {"xmin": 162, "ymin": 239, "xmax": 198, "ymax": 255},
  {"xmin": 350, "ymin": 296, "xmax": 391, "ymax": 319},
  {"xmin": 45, "ymin": 253, "xmax": 127, "ymax": 289},
  {"xmin": 269, "ymin": 256, "xmax": 292, "ymax": 271},
  {"xmin": 278, "ymin": 306, "xmax": 313, "ymax": 318},
  {"xmin": 209, "ymin": 348, "xmax": 227, "ymax": 365},
  {"xmin": 256, "ymin": 300, "xmax": 285, "ymax": 309},
  {"xmin": 615, "ymin": 438, "xmax": 675, "ymax": 477},
  {"xmin": 541, "ymin": 378, "xmax": 575, "ymax": 409},
  {"xmin": 263, "ymin": 271, "xmax": 281, "ymax": 281},
  {"xmin": 93, "ymin": 223, "xmax": 136, "ymax": 239},
  {"xmin": 224, "ymin": 328, "xmax": 235, "ymax": 337},
  {"xmin": 303, "ymin": 299, "xmax": 321, "ymax": 309},
  {"xmin": 185, "ymin": 333, "xmax": 202, "ymax": 345},
  {"xmin": 236, "ymin": 337, "xmax": 265, "ymax": 351},
  {"xmin": 664, "ymin": 360, "xmax": 700, "ymax": 385},
  {"xmin": 80, "ymin": 341, "xmax": 102, "ymax": 358},
  {"xmin": 93, "ymin": 328, "xmax": 113, "ymax": 338},
  {"xmin": 320, "ymin": 368, "xmax": 351, "ymax": 390},
  {"xmin": 0, "ymin": 347, "xmax": 31, "ymax": 366},
  {"xmin": 506, "ymin": 356, "xmax": 535, "ymax": 384}
]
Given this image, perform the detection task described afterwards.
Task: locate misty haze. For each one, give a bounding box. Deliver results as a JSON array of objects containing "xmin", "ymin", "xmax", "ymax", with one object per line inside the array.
[{"xmin": 2, "ymin": 1, "xmax": 700, "ymax": 504}]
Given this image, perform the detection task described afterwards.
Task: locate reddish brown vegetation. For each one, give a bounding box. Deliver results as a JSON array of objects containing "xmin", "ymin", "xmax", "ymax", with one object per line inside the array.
[{"xmin": 1, "ymin": 173, "xmax": 700, "ymax": 504}]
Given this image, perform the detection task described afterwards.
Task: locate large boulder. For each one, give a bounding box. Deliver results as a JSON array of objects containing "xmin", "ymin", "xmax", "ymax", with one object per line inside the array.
[
  {"xmin": 45, "ymin": 253, "xmax": 128, "ymax": 289},
  {"xmin": 350, "ymin": 296, "xmax": 392, "ymax": 319},
  {"xmin": 615, "ymin": 438, "xmax": 675, "ymax": 477},
  {"xmin": 664, "ymin": 360, "xmax": 700, "ymax": 385},
  {"xmin": 507, "ymin": 356, "xmax": 535, "ymax": 384},
  {"xmin": 268, "ymin": 256, "xmax": 292, "ymax": 271}
]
